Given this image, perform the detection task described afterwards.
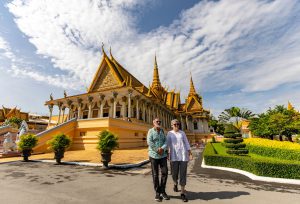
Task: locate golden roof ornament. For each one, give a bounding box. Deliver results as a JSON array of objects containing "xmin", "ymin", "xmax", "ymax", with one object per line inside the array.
[
  {"xmin": 151, "ymin": 54, "xmax": 162, "ymax": 88},
  {"xmin": 287, "ymin": 101, "xmax": 294, "ymax": 110},
  {"xmin": 189, "ymin": 73, "xmax": 197, "ymax": 96}
]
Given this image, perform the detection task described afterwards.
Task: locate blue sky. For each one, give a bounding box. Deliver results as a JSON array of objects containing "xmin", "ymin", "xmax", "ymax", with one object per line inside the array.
[{"xmin": 1, "ymin": 0, "xmax": 300, "ymax": 116}]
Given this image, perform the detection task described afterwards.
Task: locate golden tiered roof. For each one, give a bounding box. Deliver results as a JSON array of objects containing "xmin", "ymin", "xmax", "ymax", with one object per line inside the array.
[
  {"xmin": 88, "ymin": 46, "xmax": 149, "ymax": 95},
  {"xmin": 46, "ymin": 46, "xmax": 209, "ymax": 117}
]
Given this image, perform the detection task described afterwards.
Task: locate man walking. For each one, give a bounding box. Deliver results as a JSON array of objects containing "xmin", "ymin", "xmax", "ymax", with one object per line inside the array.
[{"xmin": 147, "ymin": 117, "xmax": 170, "ymax": 202}]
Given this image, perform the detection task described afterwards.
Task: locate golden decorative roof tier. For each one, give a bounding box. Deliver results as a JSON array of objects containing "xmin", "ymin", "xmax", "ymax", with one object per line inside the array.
[{"xmin": 45, "ymin": 46, "xmax": 210, "ymax": 117}]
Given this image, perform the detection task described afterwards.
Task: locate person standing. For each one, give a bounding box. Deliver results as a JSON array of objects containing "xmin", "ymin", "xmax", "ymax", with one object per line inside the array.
[
  {"xmin": 147, "ymin": 117, "xmax": 170, "ymax": 202},
  {"xmin": 167, "ymin": 119, "xmax": 192, "ymax": 202}
]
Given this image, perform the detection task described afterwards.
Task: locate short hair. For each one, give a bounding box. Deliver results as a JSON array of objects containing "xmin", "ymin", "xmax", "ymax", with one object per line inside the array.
[
  {"xmin": 171, "ymin": 119, "xmax": 180, "ymax": 125},
  {"xmin": 153, "ymin": 117, "xmax": 160, "ymax": 122}
]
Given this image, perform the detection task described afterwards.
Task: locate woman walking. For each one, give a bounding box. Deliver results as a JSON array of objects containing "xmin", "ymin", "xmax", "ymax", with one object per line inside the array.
[{"xmin": 167, "ymin": 119, "xmax": 192, "ymax": 202}]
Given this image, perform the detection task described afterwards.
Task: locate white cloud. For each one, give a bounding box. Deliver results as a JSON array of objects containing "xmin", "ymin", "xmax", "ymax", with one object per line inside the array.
[
  {"xmin": 4, "ymin": 0, "xmax": 300, "ymax": 104},
  {"xmin": 0, "ymin": 35, "xmax": 80, "ymax": 89}
]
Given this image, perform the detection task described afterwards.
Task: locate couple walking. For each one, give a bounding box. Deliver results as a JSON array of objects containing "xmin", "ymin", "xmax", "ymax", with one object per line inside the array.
[{"xmin": 147, "ymin": 117, "xmax": 192, "ymax": 202}]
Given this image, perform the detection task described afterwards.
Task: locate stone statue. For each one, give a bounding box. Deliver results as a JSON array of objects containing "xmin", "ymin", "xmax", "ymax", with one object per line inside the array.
[
  {"xmin": 3, "ymin": 132, "xmax": 17, "ymax": 153},
  {"xmin": 16, "ymin": 120, "xmax": 29, "ymax": 143}
]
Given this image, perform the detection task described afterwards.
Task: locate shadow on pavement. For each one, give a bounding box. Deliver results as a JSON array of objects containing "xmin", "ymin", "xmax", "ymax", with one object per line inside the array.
[
  {"xmin": 191, "ymin": 148, "xmax": 300, "ymax": 194},
  {"xmin": 187, "ymin": 190, "xmax": 250, "ymax": 201}
]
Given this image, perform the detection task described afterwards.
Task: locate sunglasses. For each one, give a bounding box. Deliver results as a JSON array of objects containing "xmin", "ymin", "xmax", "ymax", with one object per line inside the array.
[
  {"xmin": 155, "ymin": 121, "xmax": 161, "ymax": 124},
  {"xmin": 173, "ymin": 123, "xmax": 180, "ymax": 126}
]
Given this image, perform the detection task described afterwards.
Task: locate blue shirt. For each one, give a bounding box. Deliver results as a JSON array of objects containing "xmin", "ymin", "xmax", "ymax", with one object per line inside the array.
[{"xmin": 147, "ymin": 127, "xmax": 167, "ymax": 159}]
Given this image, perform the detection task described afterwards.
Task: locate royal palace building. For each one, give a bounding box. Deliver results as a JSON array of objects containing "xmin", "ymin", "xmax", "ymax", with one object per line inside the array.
[{"xmin": 34, "ymin": 47, "xmax": 212, "ymax": 152}]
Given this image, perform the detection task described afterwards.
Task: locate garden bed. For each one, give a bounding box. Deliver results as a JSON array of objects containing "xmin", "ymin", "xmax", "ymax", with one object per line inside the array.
[{"xmin": 204, "ymin": 142, "xmax": 300, "ymax": 179}]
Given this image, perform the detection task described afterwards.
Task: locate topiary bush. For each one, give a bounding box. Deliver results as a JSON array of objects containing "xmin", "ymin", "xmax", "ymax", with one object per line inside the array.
[
  {"xmin": 97, "ymin": 130, "xmax": 119, "ymax": 153},
  {"xmin": 47, "ymin": 133, "xmax": 71, "ymax": 152},
  {"xmin": 17, "ymin": 134, "xmax": 38, "ymax": 161},
  {"xmin": 47, "ymin": 133, "xmax": 72, "ymax": 164},
  {"xmin": 223, "ymin": 125, "xmax": 248, "ymax": 155}
]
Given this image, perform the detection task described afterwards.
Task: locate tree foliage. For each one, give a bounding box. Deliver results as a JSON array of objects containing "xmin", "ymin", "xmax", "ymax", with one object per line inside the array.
[
  {"xmin": 208, "ymin": 115, "xmax": 225, "ymax": 135},
  {"xmin": 249, "ymin": 105, "xmax": 300, "ymax": 141},
  {"xmin": 3, "ymin": 117, "xmax": 23, "ymax": 128},
  {"xmin": 218, "ymin": 107, "xmax": 254, "ymax": 131}
]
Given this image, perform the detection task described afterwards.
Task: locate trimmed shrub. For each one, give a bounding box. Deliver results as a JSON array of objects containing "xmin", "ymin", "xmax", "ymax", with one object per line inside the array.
[
  {"xmin": 224, "ymin": 138, "xmax": 244, "ymax": 144},
  {"xmin": 211, "ymin": 136, "xmax": 216, "ymax": 143},
  {"xmin": 18, "ymin": 134, "xmax": 38, "ymax": 151},
  {"xmin": 97, "ymin": 130, "xmax": 119, "ymax": 153},
  {"xmin": 204, "ymin": 143, "xmax": 300, "ymax": 179},
  {"xmin": 223, "ymin": 126, "xmax": 248, "ymax": 155},
  {"xmin": 224, "ymin": 143, "xmax": 246, "ymax": 149},
  {"xmin": 47, "ymin": 133, "xmax": 71, "ymax": 152}
]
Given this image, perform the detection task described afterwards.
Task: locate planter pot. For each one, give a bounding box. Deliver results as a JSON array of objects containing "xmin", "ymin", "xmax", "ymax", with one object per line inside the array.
[
  {"xmin": 54, "ymin": 150, "xmax": 65, "ymax": 164},
  {"xmin": 101, "ymin": 152, "xmax": 112, "ymax": 167},
  {"xmin": 22, "ymin": 149, "xmax": 32, "ymax": 162}
]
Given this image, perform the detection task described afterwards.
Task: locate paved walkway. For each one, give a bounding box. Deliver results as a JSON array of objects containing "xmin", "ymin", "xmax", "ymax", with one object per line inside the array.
[{"xmin": 0, "ymin": 148, "xmax": 300, "ymax": 204}]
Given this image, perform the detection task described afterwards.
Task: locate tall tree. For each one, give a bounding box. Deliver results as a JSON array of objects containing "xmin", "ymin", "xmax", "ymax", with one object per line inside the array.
[
  {"xmin": 249, "ymin": 105, "xmax": 300, "ymax": 141},
  {"xmin": 218, "ymin": 107, "xmax": 254, "ymax": 131},
  {"xmin": 208, "ymin": 115, "xmax": 225, "ymax": 135}
]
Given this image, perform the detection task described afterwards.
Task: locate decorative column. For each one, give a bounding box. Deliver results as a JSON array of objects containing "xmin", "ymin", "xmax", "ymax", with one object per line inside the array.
[
  {"xmin": 61, "ymin": 106, "xmax": 66, "ymax": 123},
  {"xmin": 148, "ymin": 104, "xmax": 151, "ymax": 124},
  {"xmin": 185, "ymin": 116, "xmax": 189, "ymax": 131},
  {"xmin": 48, "ymin": 104, "xmax": 53, "ymax": 126},
  {"xmin": 180, "ymin": 114, "xmax": 184, "ymax": 131},
  {"xmin": 136, "ymin": 96, "xmax": 140, "ymax": 120},
  {"xmin": 128, "ymin": 89, "xmax": 132, "ymax": 118},
  {"xmin": 112, "ymin": 92, "xmax": 118, "ymax": 118},
  {"xmin": 57, "ymin": 102, "xmax": 63, "ymax": 125},
  {"xmin": 98, "ymin": 94, "xmax": 105, "ymax": 118},
  {"xmin": 141, "ymin": 100, "xmax": 146, "ymax": 122},
  {"xmin": 121, "ymin": 96, "xmax": 127, "ymax": 118},
  {"xmin": 87, "ymin": 96, "xmax": 93, "ymax": 119},
  {"xmin": 77, "ymin": 98, "xmax": 83, "ymax": 119},
  {"xmin": 67, "ymin": 100, "xmax": 72, "ymax": 120}
]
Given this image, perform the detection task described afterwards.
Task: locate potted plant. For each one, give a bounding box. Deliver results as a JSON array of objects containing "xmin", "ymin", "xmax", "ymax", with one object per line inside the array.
[
  {"xmin": 97, "ymin": 130, "xmax": 119, "ymax": 167},
  {"xmin": 47, "ymin": 133, "xmax": 71, "ymax": 164},
  {"xmin": 17, "ymin": 134, "xmax": 38, "ymax": 162}
]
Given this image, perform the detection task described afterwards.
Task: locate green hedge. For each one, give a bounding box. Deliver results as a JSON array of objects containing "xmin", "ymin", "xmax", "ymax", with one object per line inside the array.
[
  {"xmin": 224, "ymin": 143, "xmax": 246, "ymax": 149},
  {"xmin": 247, "ymin": 144, "xmax": 300, "ymax": 161},
  {"xmin": 204, "ymin": 143, "xmax": 300, "ymax": 179}
]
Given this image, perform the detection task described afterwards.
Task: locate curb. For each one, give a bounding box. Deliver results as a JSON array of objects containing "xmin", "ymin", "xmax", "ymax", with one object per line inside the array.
[
  {"xmin": 201, "ymin": 159, "xmax": 300, "ymax": 185},
  {"xmin": 0, "ymin": 159, "xmax": 150, "ymax": 169}
]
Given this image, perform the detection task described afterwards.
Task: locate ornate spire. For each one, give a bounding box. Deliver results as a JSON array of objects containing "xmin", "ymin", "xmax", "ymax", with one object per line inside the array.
[
  {"xmin": 189, "ymin": 73, "xmax": 197, "ymax": 96},
  {"xmin": 151, "ymin": 54, "xmax": 162, "ymax": 88},
  {"xmin": 288, "ymin": 101, "xmax": 294, "ymax": 110}
]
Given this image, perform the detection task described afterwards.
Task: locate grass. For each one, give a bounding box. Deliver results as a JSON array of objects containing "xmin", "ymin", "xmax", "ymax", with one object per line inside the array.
[
  {"xmin": 211, "ymin": 142, "xmax": 300, "ymax": 165},
  {"xmin": 211, "ymin": 142, "xmax": 228, "ymax": 155}
]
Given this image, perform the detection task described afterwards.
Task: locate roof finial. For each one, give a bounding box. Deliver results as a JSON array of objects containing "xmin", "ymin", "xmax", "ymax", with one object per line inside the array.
[
  {"xmin": 101, "ymin": 42, "xmax": 105, "ymax": 54},
  {"xmin": 151, "ymin": 53, "xmax": 161, "ymax": 88},
  {"xmin": 109, "ymin": 46, "xmax": 112, "ymax": 57},
  {"xmin": 189, "ymin": 72, "xmax": 197, "ymax": 96}
]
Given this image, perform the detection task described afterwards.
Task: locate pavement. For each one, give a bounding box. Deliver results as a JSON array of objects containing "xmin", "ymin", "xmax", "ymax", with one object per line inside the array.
[{"xmin": 1, "ymin": 148, "xmax": 300, "ymax": 204}]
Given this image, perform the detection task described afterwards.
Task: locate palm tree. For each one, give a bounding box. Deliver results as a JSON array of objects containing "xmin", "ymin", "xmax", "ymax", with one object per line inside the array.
[{"xmin": 218, "ymin": 107, "xmax": 255, "ymax": 131}]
